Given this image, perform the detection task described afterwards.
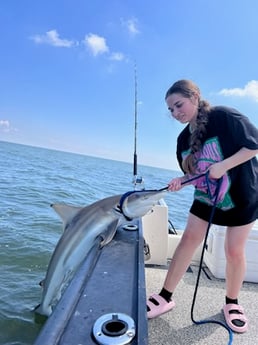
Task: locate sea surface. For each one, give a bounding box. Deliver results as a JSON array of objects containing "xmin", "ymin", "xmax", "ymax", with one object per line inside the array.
[{"xmin": 0, "ymin": 141, "xmax": 193, "ymax": 345}]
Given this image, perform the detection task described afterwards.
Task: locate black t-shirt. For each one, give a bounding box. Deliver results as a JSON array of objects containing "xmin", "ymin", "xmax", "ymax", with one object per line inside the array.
[{"xmin": 176, "ymin": 106, "xmax": 258, "ymax": 226}]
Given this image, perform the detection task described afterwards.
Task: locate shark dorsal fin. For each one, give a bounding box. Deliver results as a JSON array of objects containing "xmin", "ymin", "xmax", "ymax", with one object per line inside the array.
[{"xmin": 51, "ymin": 204, "xmax": 83, "ymax": 230}]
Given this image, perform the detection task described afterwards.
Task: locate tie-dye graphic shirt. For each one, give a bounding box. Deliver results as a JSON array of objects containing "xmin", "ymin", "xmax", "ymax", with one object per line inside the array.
[
  {"xmin": 176, "ymin": 106, "xmax": 258, "ymax": 226},
  {"xmin": 181, "ymin": 137, "xmax": 233, "ymax": 210}
]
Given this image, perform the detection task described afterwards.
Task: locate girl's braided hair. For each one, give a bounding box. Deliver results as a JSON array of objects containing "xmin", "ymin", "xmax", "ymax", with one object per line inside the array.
[{"xmin": 165, "ymin": 80, "xmax": 211, "ymax": 174}]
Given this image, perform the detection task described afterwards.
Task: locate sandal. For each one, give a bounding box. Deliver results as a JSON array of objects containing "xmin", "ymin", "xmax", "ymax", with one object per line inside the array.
[
  {"xmin": 147, "ymin": 293, "xmax": 175, "ymax": 319},
  {"xmin": 223, "ymin": 303, "xmax": 248, "ymax": 333}
]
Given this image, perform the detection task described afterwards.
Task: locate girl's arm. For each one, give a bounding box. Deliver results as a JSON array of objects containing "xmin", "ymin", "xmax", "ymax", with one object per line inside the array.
[{"xmin": 209, "ymin": 147, "xmax": 258, "ymax": 179}]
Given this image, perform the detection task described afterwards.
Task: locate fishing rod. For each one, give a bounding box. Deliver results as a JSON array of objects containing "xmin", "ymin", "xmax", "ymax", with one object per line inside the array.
[
  {"xmin": 132, "ymin": 62, "xmax": 144, "ymax": 190},
  {"xmin": 133, "ymin": 62, "xmax": 138, "ymax": 177}
]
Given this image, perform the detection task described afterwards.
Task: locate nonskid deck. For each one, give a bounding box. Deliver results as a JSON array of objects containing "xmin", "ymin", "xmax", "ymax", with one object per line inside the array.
[{"xmin": 145, "ymin": 263, "xmax": 258, "ymax": 345}]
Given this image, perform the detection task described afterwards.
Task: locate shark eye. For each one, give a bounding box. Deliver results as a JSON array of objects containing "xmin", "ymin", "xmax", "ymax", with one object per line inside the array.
[{"xmin": 114, "ymin": 205, "xmax": 122, "ymax": 213}]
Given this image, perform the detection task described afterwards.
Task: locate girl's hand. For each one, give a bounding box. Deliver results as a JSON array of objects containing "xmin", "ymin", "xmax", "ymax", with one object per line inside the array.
[
  {"xmin": 208, "ymin": 161, "xmax": 227, "ymax": 179},
  {"xmin": 167, "ymin": 177, "xmax": 183, "ymax": 191}
]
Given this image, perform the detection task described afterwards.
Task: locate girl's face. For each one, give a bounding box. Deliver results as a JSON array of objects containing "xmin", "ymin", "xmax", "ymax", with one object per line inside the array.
[{"xmin": 166, "ymin": 92, "xmax": 199, "ymax": 124}]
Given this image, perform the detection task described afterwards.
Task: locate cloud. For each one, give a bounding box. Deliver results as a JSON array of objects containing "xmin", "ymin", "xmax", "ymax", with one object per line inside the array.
[
  {"xmin": 122, "ymin": 18, "xmax": 140, "ymax": 36},
  {"xmin": 218, "ymin": 80, "xmax": 258, "ymax": 102},
  {"xmin": 83, "ymin": 33, "xmax": 109, "ymax": 56},
  {"xmin": 109, "ymin": 52, "xmax": 125, "ymax": 61},
  {"xmin": 0, "ymin": 120, "xmax": 18, "ymax": 133},
  {"xmin": 30, "ymin": 29, "xmax": 127, "ymax": 64},
  {"xmin": 0, "ymin": 120, "xmax": 10, "ymax": 132},
  {"xmin": 31, "ymin": 29, "xmax": 77, "ymax": 47}
]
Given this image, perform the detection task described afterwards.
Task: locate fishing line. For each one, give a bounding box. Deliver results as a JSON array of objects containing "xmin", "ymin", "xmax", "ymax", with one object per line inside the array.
[
  {"xmin": 121, "ymin": 171, "xmax": 234, "ymax": 343},
  {"xmin": 159, "ymin": 172, "xmax": 233, "ymax": 344},
  {"xmin": 189, "ymin": 173, "xmax": 234, "ymax": 345}
]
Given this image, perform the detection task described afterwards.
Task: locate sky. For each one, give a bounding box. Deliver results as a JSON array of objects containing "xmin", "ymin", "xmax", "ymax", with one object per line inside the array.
[{"xmin": 0, "ymin": 0, "xmax": 257, "ymax": 171}]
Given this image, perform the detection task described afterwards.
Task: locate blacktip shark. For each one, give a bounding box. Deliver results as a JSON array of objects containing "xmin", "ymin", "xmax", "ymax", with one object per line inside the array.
[{"xmin": 35, "ymin": 189, "xmax": 166, "ymax": 316}]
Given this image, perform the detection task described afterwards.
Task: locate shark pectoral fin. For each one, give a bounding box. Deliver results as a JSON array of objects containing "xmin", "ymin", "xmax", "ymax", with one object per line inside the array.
[
  {"xmin": 100, "ymin": 219, "xmax": 119, "ymax": 248},
  {"xmin": 51, "ymin": 204, "xmax": 83, "ymax": 230}
]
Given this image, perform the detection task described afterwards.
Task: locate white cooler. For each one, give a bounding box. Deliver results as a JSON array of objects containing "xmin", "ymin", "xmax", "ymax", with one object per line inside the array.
[{"xmin": 204, "ymin": 221, "xmax": 258, "ymax": 283}]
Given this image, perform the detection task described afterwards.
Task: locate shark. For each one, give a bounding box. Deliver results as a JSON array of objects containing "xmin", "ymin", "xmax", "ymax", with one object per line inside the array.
[{"xmin": 35, "ymin": 189, "xmax": 166, "ymax": 316}]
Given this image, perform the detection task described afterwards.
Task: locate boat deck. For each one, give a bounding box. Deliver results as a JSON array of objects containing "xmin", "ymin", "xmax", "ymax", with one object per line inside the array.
[{"xmin": 145, "ymin": 262, "xmax": 258, "ymax": 345}]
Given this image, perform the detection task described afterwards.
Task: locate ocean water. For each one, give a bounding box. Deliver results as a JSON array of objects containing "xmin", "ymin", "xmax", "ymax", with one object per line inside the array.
[{"xmin": 0, "ymin": 141, "xmax": 193, "ymax": 345}]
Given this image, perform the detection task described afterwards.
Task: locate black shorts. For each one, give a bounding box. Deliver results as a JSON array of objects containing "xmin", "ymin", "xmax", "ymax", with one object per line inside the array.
[{"xmin": 190, "ymin": 200, "xmax": 258, "ymax": 227}]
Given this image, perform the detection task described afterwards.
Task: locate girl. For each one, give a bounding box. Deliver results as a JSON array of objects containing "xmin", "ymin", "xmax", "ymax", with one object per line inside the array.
[{"xmin": 147, "ymin": 80, "xmax": 258, "ymax": 333}]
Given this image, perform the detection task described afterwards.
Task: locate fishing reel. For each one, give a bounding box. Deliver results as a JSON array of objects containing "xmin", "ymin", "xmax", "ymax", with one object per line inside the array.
[{"xmin": 132, "ymin": 174, "xmax": 144, "ymax": 191}]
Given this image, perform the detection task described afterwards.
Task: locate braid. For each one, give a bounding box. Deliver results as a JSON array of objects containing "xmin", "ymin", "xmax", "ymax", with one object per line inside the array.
[{"xmin": 182, "ymin": 99, "xmax": 211, "ymax": 173}]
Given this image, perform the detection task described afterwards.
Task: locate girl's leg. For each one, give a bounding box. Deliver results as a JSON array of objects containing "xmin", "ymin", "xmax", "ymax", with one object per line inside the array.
[
  {"xmin": 225, "ymin": 222, "xmax": 254, "ymax": 299},
  {"xmin": 163, "ymin": 213, "xmax": 208, "ymax": 292},
  {"xmin": 223, "ymin": 222, "xmax": 254, "ymax": 333},
  {"xmin": 147, "ymin": 213, "xmax": 208, "ymax": 318}
]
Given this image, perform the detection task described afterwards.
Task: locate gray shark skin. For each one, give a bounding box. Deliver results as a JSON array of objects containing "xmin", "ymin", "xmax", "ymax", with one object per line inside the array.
[{"xmin": 35, "ymin": 190, "xmax": 166, "ymax": 316}]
